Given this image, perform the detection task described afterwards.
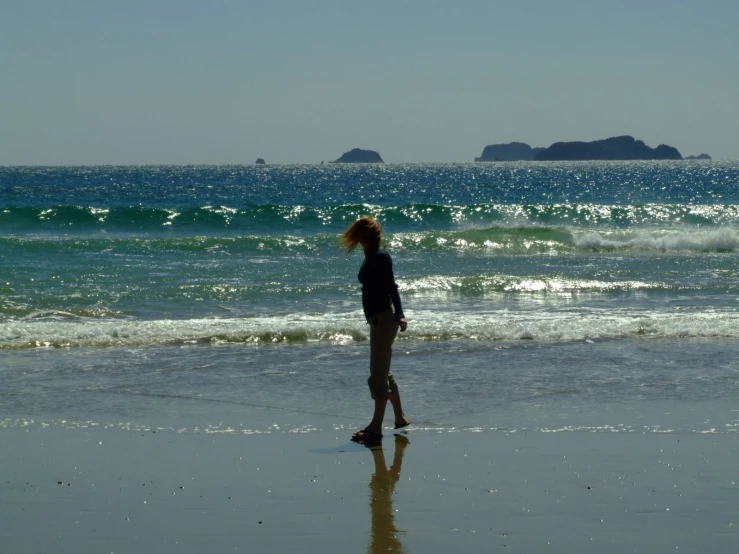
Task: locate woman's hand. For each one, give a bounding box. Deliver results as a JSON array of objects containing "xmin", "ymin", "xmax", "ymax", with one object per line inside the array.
[{"xmin": 396, "ymin": 316, "xmax": 408, "ymax": 332}]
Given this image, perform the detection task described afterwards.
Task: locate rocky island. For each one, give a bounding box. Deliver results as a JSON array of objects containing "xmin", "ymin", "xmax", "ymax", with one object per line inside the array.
[
  {"xmin": 332, "ymin": 148, "xmax": 384, "ymax": 163},
  {"xmin": 534, "ymin": 136, "xmax": 682, "ymax": 161},
  {"xmin": 475, "ymin": 142, "xmax": 545, "ymax": 161},
  {"xmin": 685, "ymin": 153, "xmax": 712, "ymax": 160},
  {"xmin": 476, "ymin": 136, "xmax": 685, "ymax": 162},
  {"xmin": 255, "ymin": 158, "xmax": 266, "ymax": 165}
]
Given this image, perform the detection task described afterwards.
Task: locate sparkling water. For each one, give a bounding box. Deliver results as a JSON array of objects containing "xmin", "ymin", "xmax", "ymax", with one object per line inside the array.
[{"xmin": 2, "ymin": 162, "xmax": 738, "ymax": 435}]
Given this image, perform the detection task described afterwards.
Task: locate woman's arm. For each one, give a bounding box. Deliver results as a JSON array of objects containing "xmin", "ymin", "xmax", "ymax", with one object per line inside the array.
[{"xmin": 378, "ymin": 252, "xmax": 407, "ymax": 331}]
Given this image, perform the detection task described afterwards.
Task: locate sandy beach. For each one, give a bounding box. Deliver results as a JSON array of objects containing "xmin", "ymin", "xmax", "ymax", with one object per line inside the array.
[{"xmin": 2, "ymin": 423, "xmax": 736, "ymax": 553}]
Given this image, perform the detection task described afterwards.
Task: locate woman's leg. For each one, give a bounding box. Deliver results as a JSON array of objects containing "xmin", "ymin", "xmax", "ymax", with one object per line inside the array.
[
  {"xmin": 364, "ymin": 397, "xmax": 388, "ymax": 435},
  {"xmin": 357, "ymin": 310, "xmax": 398, "ymax": 437},
  {"xmin": 388, "ymin": 374, "xmax": 409, "ymax": 428},
  {"xmin": 365, "ymin": 383, "xmax": 407, "ymax": 434}
]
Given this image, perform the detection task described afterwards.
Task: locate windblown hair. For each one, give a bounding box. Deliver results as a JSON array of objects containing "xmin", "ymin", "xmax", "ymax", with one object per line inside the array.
[{"xmin": 340, "ymin": 216, "xmax": 382, "ymax": 253}]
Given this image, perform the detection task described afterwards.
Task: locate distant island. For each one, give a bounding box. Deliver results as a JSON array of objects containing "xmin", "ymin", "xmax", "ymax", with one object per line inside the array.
[
  {"xmin": 685, "ymin": 153, "xmax": 712, "ymax": 160},
  {"xmin": 535, "ymin": 136, "xmax": 681, "ymax": 161},
  {"xmin": 476, "ymin": 136, "xmax": 685, "ymax": 161},
  {"xmin": 255, "ymin": 158, "xmax": 266, "ymax": 165},
  {"xmin": 475, "ymin": 142, "xmax": 545, "ymax": 161},
  {"xmin": 332, "ymin": 148, "xmax": 384, "ymax": 163}
]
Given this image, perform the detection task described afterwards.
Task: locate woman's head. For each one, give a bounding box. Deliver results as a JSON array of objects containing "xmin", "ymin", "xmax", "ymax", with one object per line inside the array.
[{"xmin": 341, "ymin": 216, "xmax": 382, "ymax": 253}]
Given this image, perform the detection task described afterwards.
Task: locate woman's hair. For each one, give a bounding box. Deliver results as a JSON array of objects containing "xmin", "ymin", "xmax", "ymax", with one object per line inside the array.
[{"xmin": 340, "ymin": 216, "xmax": 382, "ymax": 253}]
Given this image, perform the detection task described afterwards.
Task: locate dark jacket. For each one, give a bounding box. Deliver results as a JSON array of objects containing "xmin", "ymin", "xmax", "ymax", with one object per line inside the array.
[{"xmin": 358, "ymin": 249, "xmax": 404, "ymax": 320}]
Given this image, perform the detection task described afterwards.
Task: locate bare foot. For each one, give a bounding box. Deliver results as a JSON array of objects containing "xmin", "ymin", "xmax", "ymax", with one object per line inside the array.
[
  {"xmin": 394, "ymin": 418, "xmax": 411, "ymax": 430},
  {"xmin": 352, "ymin": 427, "xmax": 383, "ymax": 440}
]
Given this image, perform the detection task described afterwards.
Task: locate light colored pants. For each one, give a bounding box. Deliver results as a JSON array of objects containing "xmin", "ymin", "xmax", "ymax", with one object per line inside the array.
[{"xmin": 367, "ymin": 308, "xmax": 399, "ymax": 400}]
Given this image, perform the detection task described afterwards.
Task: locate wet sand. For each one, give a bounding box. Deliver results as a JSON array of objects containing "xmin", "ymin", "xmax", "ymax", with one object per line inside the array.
[{"xmin": 2, "ymin": 425, "xmax": 737, "ymax": 553}]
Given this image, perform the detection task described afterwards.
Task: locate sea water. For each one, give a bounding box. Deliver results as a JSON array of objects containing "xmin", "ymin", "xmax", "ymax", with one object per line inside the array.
[{"xmin": 1, "ymin": 162, "xmax": 738, "ymax": 436}]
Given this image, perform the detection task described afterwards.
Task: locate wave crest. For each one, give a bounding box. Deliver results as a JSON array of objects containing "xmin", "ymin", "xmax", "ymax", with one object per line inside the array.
[
  {"xmin": 3, "ymin": 203, "xmax": 739, "ymax": 235},
  {"xmin": 3, "ymin": 310, "xmax": 739, "ymax": 350},
  {"xmin": 574, "ymin": 228, "xmax": 739, "ymax": 252}
]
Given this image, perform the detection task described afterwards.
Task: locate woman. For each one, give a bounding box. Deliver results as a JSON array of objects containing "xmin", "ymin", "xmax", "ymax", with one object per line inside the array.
[{"xmin": 341, "ymin": 216, "xmax": 410, "ymax": 441}]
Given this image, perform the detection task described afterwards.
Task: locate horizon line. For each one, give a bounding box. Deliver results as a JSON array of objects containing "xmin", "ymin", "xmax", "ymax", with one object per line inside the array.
[{"xmin": 2, "ymin": 159, "xmax": 734, "ymax": 168}]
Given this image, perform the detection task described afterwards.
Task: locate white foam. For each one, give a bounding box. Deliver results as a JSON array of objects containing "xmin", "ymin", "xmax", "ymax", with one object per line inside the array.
[
  {"xmin": 398, "ymin": 275, "xmax": 669, "ymax": 294},
  {"xmin": 3, "ymin": 308, "xmax": 739, "ymax": 349},
  {"xmin": 574, "ymin": 227, "xmax": 739, "ymax": 252}
]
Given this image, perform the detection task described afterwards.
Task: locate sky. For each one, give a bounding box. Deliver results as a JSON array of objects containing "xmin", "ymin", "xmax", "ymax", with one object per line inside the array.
[{"xmin": 2, "ymin": 0, "xmax": 738, "ymax": 164}]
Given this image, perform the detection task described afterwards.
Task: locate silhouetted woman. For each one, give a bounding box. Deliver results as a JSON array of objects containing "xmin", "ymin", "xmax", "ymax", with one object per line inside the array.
[{"xmin": 341, "ymin": 216, "xmax": 410, "ymax": 441}]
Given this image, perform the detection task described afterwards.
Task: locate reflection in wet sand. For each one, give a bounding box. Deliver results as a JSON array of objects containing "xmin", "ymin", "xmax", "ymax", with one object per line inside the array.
[{"xmin": 363, "ymin": 434, "xmax": 409, "ymax": 554}]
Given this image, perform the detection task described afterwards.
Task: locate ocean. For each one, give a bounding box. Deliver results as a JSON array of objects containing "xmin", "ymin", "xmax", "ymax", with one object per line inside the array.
[{"xmin": 2, "ymin": 162, "xmax": 738, "ymax": 436}]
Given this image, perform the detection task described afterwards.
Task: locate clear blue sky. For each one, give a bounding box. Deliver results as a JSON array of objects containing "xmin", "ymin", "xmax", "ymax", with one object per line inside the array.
[{"xmin": 2, "ymin": 0, "xmax": 738, "ymax": 164}]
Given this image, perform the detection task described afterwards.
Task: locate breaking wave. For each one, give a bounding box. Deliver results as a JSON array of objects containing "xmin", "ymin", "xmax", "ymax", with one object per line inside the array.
[
  {"xmin": 2, "ymin": 203, "xmax": 739, "ymax": 235},
  {"xmin": 2, "ymin": 223, "xmax": 738, "ymax": 255},
  {"xmin": 3, "ymin": 309, "xmax": 739, "ymax": 350}
]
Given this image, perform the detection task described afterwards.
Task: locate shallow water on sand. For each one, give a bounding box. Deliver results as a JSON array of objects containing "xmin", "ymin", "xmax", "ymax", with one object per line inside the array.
[{"xmin": 3, "ymin": 338, "xmax": 737, "ymax": 438}]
